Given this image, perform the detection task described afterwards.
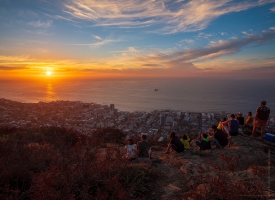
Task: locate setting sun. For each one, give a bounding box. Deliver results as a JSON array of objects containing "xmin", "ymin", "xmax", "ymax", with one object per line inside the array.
[{"xmin": 46, "ymin": 71, "xmax": 52, "ymax": 76}]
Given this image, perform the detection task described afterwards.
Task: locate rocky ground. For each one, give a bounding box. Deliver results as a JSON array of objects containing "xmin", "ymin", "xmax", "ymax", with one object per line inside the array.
[{"xmin": 125, "ymin": 134, "xmax": 275, "ymax": 199}]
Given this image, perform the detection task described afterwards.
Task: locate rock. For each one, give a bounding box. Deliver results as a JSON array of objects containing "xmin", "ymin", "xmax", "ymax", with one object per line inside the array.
[
  {"xmin": 167, "ymin": 183, "xmax": 181, "ymax": 191},
  {"xmin": 151, "ymin": 158, "xmax": 162, "ymax": 164},
  {"xmin": 158, "ymin": 137, "xmax": 164, "ymax": 142}
]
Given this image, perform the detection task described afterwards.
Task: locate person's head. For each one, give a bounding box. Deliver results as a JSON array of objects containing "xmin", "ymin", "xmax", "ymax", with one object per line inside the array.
[
  {"xmin": 202, "ymin": 133, "xmax": 208, "ymax": 139},
  {"xmin": 141, "ymin": 134, "xmax": 147, "ymax": 140},
  {"xmin": 261, "ymin": 100, "xmax": 267, "ymax": 106},
  {"xmin": 128, "ymin": 138, "xmax": 134, "ymax": 145},
  {"xmin": 237, "ymin": 112, "xmax": 242, "ymax": 117},
  {"xmin": 230, "ymin": 114, "xmax": 235, "ymax": 119},
  {"xmin": 221, "ymin": 117, "xmax": 227, "ymax": 122},
  {"xmin": 247, "ymin": 112, "xmax": 252, "ymax": 116},
  {"xmin": 182, "ymin": 134, "xmax": 188, "ymax": 140},
  {"xmin": 169, "ymin": 132, "xmax": 176, "ymax": 139},
  {"xmin": 211, "ymin": 125, "xmax": 217, "ymax": 131}
]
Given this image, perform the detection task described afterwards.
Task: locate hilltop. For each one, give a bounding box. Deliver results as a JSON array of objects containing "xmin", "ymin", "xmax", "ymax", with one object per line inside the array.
[{"xmin": 0, "ymin": 126, "xmax": 274, "ymax": 200}]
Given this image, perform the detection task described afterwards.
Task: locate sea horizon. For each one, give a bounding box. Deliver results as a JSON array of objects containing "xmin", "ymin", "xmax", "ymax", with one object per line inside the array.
[{"xmin": 1, "ymin": 77, "xmax": 274, "ymax": 115}]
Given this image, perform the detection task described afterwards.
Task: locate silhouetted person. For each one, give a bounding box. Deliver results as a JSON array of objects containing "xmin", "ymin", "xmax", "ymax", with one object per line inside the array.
[
  {"xmin": 164, "ymin": 132, "xmax": 184, "ymax": 154},
  {"xmin": 244, "ymin": 112, "xmax": 253, "ymax": 134},
  {"xmin": 137, "ymin": 134, "xmax": 151, "ymax": 158},
  {"xmin": 236, "ymin": 112, "xmax": 244, "ymax": 127},
  {"xmin": 252, "ymin": 100, "xmax": 270, "ymax": 138},
  {"xmin": 125, "ymin": 138, "xmax": 137, "ymax": 161},
  {"xmin": 211, "ymin": 125, "xmax": 228, "ymax": 148},
  {"xmin": 222, "ymin": 114, "xmax": 239, "ymax": 136},
  {"xmin": 245, "ymin": 112, "xmax": 253, "ymax": 127},
  {"xmin": 196, "ymin": 133, "xmax": 211, "ymax": 150}
]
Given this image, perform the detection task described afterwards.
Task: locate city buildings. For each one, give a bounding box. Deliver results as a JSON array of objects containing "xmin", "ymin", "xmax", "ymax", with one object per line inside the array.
[{"xmin": 0, "ymin": 98, "xmax": 274, "ymax": 139}]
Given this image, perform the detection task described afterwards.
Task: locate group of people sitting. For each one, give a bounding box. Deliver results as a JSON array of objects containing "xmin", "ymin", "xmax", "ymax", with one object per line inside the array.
[
  {"xmin": 124, "ymin": 114, "xmax": 255, "ymax": 159},
  {"xmin": 218, "ymin": 112, "xmax": 252, "ymax": 136},
  {"xmin": 125, "ymin": 100, "xmax": 270, "ymax": 159},
  {"xmin": 125, "ymin": 134, "xmax": 152, "ymax": 161},
  {"xmin": 164, "ymin": 125, "xmax": 229, "ymax": 154}
]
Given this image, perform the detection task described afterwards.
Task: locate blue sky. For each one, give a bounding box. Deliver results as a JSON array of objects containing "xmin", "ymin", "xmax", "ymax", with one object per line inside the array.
[{"xmin": 0, "ymin": 0, "xmax": 275, "ymax": 78}]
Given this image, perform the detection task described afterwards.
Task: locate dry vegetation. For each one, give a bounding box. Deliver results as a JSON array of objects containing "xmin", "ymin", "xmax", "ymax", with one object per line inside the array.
[
  {"xmin": 0, "ymin": 126, "xmax": 274, "ymax": 199},
  {"xmin": 0, "ymin": 126, "xmax": 160, "ymax": 199}
]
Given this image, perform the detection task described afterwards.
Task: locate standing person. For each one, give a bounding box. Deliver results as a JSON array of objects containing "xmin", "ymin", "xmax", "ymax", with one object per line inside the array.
[
  {"xmin": 125, "ymin": 138, "xmax": 137, "ymax": 161},
  {"xmin": 252, "ymin": 100, "xmax": 270, "ymax": 138},
  {"xmin": 222, "ymin": 114, "xmax": 239, "ymax": 136},
  {"xmin": 137, "ymin": 134, "xmax": 151, "ymax": 158},
  {"xmin": 164, "ymin": 132, "xmax": 184, "ymax": 154},
  {"xmin": 211, "ymin": 125, "xmax": 228, "ymax": 148}
]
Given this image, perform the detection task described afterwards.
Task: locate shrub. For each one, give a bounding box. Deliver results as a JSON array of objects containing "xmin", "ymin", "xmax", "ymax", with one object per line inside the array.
[{"xmin": 0, "ymin": 126, "xmax": 158, "ymax": 199}]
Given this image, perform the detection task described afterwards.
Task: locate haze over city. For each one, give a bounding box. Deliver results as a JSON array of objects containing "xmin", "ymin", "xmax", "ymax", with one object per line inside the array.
[{"xmin": 0, "ymin": 0, "xmax": 275, "ymax": 80}]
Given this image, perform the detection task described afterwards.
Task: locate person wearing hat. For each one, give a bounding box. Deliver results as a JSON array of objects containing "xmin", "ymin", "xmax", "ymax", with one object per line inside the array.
[{"xmin": 251, "ymin": 100, "xmax": 270, "ymax": 138}]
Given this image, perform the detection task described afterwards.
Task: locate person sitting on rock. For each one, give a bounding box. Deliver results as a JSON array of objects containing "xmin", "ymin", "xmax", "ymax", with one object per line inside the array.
[
  {"xmin": 137, "ymin": 134, "xmax": 152, "ymax": 158},
  {"xmin": 222, "ymin": 114, "xmax": 239, "ymax": 136},
  {"xmin": 217, "ymin": 117, "xmax": 226, "ymax": 130},
  {"xmin": 211, "ymin": 125, "xmax": 228, "ymax": 148},
  {"xmin": 125, "ymin": 138, "xmax": 137, "ymax": 161},
  {"xmin": 244, "ymin": 112, "xmax": 253, "ymax": 134},
  {"xmin": 180, "ymin": 134, "xmax": 190, "ymax": 150},
  {"xmin": 196, "ymin": 133, "xmax": 211, "ymax": 150},
  {"xmin": 236, "ymin": 112, "xmax": 245, "ymax": 128},
  {"xmin": 244, "ymin": 112, "xmax": 253, "ymax": 127},
  {"xmin": 164, "ymin": 132, "xmax": 184, "ymax": 154}
]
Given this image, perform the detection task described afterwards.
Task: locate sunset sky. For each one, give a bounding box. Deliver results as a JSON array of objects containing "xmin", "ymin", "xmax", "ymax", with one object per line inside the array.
[{"xmin": 0, "ymin": 0, "xmax": 275, "ymax": 79}]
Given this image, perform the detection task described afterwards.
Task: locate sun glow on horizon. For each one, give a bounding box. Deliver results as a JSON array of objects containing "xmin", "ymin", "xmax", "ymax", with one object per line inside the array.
[{"xmin": 46, "ymin": 71, "xmax": 52, "ymax": 76}]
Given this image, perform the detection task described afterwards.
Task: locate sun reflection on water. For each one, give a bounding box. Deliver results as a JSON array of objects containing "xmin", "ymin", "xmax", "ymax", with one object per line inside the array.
[{"xmin": 46, "ymin": 83, "xmax": 56, "ymax": 101}]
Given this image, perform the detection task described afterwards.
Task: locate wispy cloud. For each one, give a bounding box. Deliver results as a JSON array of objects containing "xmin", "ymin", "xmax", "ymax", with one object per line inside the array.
[
  {"xmin": 1, "ymin": 28, "xmax": 275, "ymax": 77},
  {"xmin": 112, "ymin": 47, "xmax": 140, "ymax": 53},
  {"xmin": 92, "ymin": 35, "xmax": 102, "ymax": 40},
  {"xmin": 107, "ymin": 27, "xmax": 275, "ymax": 73},
  {"xmin": 69, "ymin": 38, "xmax": 117, "ymax": 47},
  {"xmin": 62, "ymin": 0, "xmax": 274, "ymax": 34},
  {"xmin": 270, "ymin": 6, "xmax": 275, "ymax": 11},
  {"xmin": 180, "ymin": 39, "xmax": 195, "ymax": 44},
  {"xmin": 173, "ymin": 28, "xmax": 275, "ymax": 63},
  {"xmin": 28, "ymin": 20, "xmax": 53, "ymax": 28}
]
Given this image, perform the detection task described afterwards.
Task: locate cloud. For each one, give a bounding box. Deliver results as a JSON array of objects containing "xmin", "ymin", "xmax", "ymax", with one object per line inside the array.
[
  {"xmin": 93, "ymin": 35, "xmax": 102, "ymax": 40},
  {"xmin": 237, "ymin": 65, "xmax": 275, "ymax": 72},
  {"xmin": 0, "ymin": 55, "xmax": 31, "ymax": 62},
  {"xmin": 180, "ymin": 39, "xmax": 195, "ymax": 44},
  {"xmin": 171, "ymin": 28, "xmax": 275, "ymax": 63},
  {"xmin": 0, "ymin": 66, "xmax": 26, "ymax": 70},
  {"xmin": 28, "ymin": 20, "xmax": 53, "ymax": 28},
  {"xmin": 270, "ymin": 6, "xmax": 275, "ymax": 11},
  {"xmin": 69, "ymin": 38, "xmax": 117, "ymax": 47},
  {"xmin": 106, "ymin": 27, "xmax": 275, "ymax": 73},
  {"xmin": 62, "ymin": 0, "xmax": 274, "ymax": 34}
]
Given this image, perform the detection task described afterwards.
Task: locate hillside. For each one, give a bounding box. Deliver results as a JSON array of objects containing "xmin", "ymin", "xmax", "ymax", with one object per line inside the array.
[{"xmin": 0, "ymin": 126, "xmax": 274, "ymax": 200}]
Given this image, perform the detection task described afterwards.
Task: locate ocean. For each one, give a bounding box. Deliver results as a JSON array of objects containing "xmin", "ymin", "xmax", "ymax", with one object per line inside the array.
[{"xmin": 0, "ymin": 78, "xmax": 274, "ymax": 115}]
